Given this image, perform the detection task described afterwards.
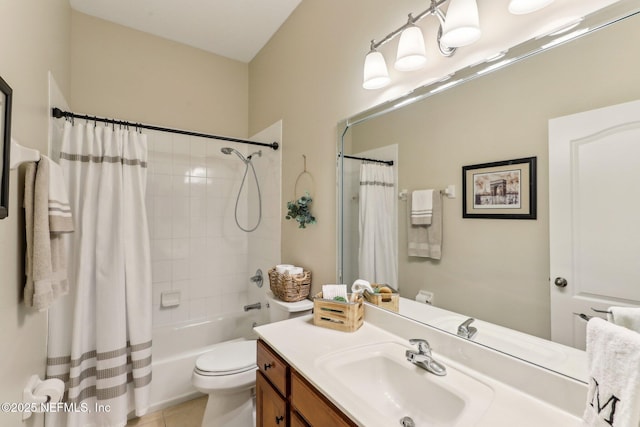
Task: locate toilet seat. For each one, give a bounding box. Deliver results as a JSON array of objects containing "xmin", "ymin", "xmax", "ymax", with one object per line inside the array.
[{"xmin": 195, "ymin": 340, "xmax": 257, "ymax": 376}]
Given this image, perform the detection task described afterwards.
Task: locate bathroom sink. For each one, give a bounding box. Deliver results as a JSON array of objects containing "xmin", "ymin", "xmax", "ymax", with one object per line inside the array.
[{"xmin": 315, "ymin": 341, "xmax": 494, "ymax": 426}]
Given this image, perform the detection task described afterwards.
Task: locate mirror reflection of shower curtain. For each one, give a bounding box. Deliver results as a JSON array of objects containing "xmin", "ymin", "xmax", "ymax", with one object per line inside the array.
[
  {"xmin": 45, "ymin": 121, "xmax": 152, "ymax": 426},
  {"xmin": 358, "ymin": 162, "xmax": 397, "ymax": 289}
]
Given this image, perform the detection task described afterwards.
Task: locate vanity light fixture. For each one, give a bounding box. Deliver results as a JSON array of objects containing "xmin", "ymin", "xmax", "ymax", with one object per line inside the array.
[
  {"xmin": 362, "ymin": 0, "xmax": 471, "ymax": 90},
  {"xmin": 508, "ymin": 0, "xmax": 555, "ymax": 15},
  {"xmin": 395, "ymin": 19, "xmax": 428, "ymax": 71},
  {"xmin": 440, "ymin": 0, "xmax": 481, "ymax": 48},
  {"xmin": 363, "ymin": 44, "xmax": 391, "ymax": 90},
  {"xmin": 476, "ymin": 58, "xmax": 514, "ymax": 75}
]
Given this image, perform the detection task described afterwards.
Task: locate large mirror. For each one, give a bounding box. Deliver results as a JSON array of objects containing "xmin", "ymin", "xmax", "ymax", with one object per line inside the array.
[{"xmin": 338, "ymin": 1, "xmax": 640, "ymax": 382}]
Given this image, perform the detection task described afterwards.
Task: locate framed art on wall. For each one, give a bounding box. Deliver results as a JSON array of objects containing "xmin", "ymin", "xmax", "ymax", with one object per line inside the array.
[
  {"xmin": 0, "ymin": 76, "xmax": 12, "ymax": 220},
  {"xmin": 462, "ymin": 156, "xmax": 537, "ymax": 219}
]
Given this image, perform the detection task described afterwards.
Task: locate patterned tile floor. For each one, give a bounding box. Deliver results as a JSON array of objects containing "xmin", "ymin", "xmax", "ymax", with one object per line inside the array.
[{"xmin": 126, "ymin": 396, "xmax": 206, "ymax": 427}]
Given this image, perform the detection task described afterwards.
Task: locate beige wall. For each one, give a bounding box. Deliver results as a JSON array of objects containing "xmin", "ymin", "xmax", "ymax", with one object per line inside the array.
[
  {"xmin": 249, "ymin": 2, "xmax": 640, "ymax": 335},
  {"xmin": 0, "ymin": 1, "xmax": 70, "ymax": 426},
  {"xmin": 70, "ymin": 11, "xmax": 248, "ymax": 138},
  {"xmin": 249, "ymin": 0, "xmax": 429, "ymax": 288}
]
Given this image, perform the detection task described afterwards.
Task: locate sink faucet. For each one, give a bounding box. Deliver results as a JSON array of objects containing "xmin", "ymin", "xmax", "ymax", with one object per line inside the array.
[
  {"xmin": 405, "ymin": 338, "xmax": 446, "ymax": 376},
  {"xmin": 457, "ymin": 318, "xmax": 478, "ymax": 339}
]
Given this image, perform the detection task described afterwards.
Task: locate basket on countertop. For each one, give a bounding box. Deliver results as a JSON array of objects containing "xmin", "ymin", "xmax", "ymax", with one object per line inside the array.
[
  {"xmin": 268, "ymin": 267, "xmax": 312, "ymax": 302},
  {"xmin": 313, "ymin": 292, "xmax": 364, "ymax": 332},
  {"xmin": 363, "ymin": 284, "xmax": 399, "ymax": 312}
]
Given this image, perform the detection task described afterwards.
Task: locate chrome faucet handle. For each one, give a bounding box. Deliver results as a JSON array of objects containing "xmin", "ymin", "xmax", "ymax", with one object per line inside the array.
[
  {"xmin": 409, "ymin": 338, "xmax": 432, "ymax": 355},
  {"xmin": 457, "ymin": 318, "xmax": 478, "ymax": 339}
]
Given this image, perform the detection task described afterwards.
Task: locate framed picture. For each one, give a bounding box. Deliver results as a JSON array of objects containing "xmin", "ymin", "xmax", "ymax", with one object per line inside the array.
[
  {"xmin": 0, "ymin": 76, "xmax": 12, "ymax": 220},
  {"xmin": 462, "ymin": 156, "xmax": 536, "ymax": 219}
]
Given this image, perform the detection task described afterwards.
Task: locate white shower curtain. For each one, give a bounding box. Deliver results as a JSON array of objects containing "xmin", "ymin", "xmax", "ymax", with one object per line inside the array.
[
  {"xmin": 45, "ymin": 121, "xmax": 152, "ymax": 427},
  {"xmin": 358, "ymin": 162, "xmax": 397, "ymax": 289}
]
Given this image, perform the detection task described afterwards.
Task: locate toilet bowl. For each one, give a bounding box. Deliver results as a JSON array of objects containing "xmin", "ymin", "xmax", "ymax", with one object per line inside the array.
[
  {"xmin": 192, "ymin": 340, "xmax": 258, "ymax": 427},
  {"xmin": 192, "ymin": 292, "xmax": 313, "ymax": 426}
]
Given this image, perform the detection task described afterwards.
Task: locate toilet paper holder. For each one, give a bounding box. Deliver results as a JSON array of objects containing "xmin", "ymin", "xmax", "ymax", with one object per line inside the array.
[{"xmin": 22, "ymin": 375, "xmax": 65, "ymax": 420}]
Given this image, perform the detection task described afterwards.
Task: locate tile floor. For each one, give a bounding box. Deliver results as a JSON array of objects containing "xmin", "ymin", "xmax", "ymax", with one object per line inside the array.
[{"xmin": 126, "ymin": 396, "xmax": 206, "ymax": 427}]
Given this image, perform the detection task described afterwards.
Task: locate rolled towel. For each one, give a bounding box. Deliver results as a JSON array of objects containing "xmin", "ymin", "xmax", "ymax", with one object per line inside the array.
[
  {"xmin": 352, "ymin": 279, "xmax": 373, "ymax": 294},
  {"xmin": 276, "ymin": 264, "xmax": 294, "ymax": 274}
]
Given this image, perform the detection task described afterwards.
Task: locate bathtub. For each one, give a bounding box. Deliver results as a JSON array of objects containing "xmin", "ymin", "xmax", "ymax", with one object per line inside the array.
[{"xmin": 148, "ymin": 309, "xmax": 264, "ymax": 413}]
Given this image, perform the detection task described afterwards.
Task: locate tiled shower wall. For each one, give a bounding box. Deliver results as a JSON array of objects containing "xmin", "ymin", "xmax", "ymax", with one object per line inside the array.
[{"xmin": 145, "ymin": 124, "xmax": 282, "ymax": 328}]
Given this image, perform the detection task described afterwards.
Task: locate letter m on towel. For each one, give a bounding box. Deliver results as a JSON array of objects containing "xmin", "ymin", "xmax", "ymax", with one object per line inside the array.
[{"xmin": 589, "ymin": 378, "xmax": 620, "ymax": 426}]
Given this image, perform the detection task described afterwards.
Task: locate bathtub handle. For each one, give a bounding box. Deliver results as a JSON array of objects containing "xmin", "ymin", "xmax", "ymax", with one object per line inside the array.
[
  {"xmin": 263, "ymin": 362, "xmax": 273, "ymax": 370},
  {"xmin": 275, "ymin": 415, "xmax": 284, "ymax": 424}
]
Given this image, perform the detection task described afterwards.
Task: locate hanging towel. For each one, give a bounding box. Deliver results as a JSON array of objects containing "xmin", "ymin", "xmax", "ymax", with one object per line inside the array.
[
  {"xmin": 23, "ymin": 156, "xmax": 74, "ymax": 311},
  {"xmin": 408, "ymin": 190, "xmax": 442, "ymax": 259},
  {"xmin": 411, "ymin": 189, "xmax": 433, "ymax": 225},
  {"xmin": 607, "ymin": 307, "xmax": 640, "ymax": 333},
  {"xmin": 582, "ymin": 317, "xmax": 640, "ymax": 426}
]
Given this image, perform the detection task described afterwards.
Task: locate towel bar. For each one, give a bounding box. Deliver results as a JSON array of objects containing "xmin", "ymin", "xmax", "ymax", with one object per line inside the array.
[{"xmin": 10, "ymin": 138, "xmax": 40, "ymax": 170}]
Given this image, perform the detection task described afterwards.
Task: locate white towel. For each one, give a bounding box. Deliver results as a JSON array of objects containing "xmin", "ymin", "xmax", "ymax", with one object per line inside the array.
[
  {"xmin": 582, "ymin": 318, "xmax": 640, "ymax": 426},
  {"xmin": 411, "ymin": 189, "xmax": 433, "ymax": 225},
  {"xmin": 408, "ymin": 191, "xmax": 442, "ymax": 259},
  {"xmin": 607, "ymin": 307, "xmax": 640, "ymax": 333}
]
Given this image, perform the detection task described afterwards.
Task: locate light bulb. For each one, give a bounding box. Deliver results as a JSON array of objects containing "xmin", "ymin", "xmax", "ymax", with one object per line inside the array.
[
  {"xmin": 394, "ymin": 25, "xmax": 427, "ymax": 71},
  {"xmin": 363, "ymin": 50, "xmax": 390, "ymax": 90},
  {"xmin": 441, "ymin": 0, "xmax": 481, "ymax": 48}
]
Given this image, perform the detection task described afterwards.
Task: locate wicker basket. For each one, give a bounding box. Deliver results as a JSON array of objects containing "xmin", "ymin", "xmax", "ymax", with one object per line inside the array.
[
  {"xmin": 363, "ymin": 284, "xmax": 399, "ymax": 312},
  {"xmin": 313, "ymin": 292, "xmax": 364, "ymax": 332},
  {"xmin": 268, "ymin": 267, "xmax": 312, "ymax": 302}
]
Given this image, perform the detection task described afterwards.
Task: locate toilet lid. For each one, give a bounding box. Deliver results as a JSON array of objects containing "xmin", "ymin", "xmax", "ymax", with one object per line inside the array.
[{"xmin": 195, "ymin": 340, "xmax": 257, "ymax": 374}]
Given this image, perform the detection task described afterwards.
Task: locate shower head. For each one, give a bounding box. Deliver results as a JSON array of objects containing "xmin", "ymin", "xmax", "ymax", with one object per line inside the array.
[{"xmin": 220, "ymin": 147, "xmax": 247, "ymax": 162}]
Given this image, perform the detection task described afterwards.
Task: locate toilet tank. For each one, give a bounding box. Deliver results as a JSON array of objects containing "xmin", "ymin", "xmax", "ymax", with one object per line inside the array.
[{"xmin": 265, "ymin": 290, "xmax": 314, "ymax": 323}]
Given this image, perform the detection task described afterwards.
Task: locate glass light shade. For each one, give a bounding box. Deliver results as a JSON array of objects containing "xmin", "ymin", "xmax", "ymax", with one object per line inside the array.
[
  {"xmin": 440, "ymin": 0, "xmax": 481, "ymax": 48},
  {"xmin": 363, "ymin": 50, "xmax": 390, "ymax": 90},
  {"xmin": 508, "ymin": 0, "xmax": 555, "ymax": 15},
  {"xmin": 394, "ymin": 25, "xmax": 427, "ymax": 71}
]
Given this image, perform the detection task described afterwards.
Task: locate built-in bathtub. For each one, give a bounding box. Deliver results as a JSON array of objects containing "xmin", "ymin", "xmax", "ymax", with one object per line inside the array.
[{"xmin": 148, "ymin": 309, "xmax": 264, "ymax": 413}]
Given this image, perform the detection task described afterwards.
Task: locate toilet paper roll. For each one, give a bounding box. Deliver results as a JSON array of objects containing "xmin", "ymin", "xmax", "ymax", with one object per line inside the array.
[
  {"xmin": 351, "ymin": 279, "xmax": 373, "ymax": 294},
  {"xmin": 288, "ymin": 267, "xmax": 303, "ymax": 276},
  {"xmin": 276, "ymin": 264, "xmax": 294, "ymax": 274},
  {"xmin": 33, "ymin": 378, "xmax": 64, "ymax": 403}
]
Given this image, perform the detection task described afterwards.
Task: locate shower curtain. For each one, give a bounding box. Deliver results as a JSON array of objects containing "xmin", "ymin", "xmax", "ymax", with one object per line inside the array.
[
  {"xmin": 358, "ymin": 162, "xmax": 398, "ymax": 289},
  {"xmin": 45, "ymin": 121, "xmax": 152, "ymax": 427}
]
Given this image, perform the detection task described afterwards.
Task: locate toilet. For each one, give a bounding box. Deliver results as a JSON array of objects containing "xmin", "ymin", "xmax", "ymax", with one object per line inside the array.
[{"xmin": 192, "ymin": 291, "xmax": 313, "ymax": 426}]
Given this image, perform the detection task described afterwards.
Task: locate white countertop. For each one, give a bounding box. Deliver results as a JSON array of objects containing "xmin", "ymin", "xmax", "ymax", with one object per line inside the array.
[{"xmin": 255, "ymin": 314, "xmax": 585, "ymax": 427}]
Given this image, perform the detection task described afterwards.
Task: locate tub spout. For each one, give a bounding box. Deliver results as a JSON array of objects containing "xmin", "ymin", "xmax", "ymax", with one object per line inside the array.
[{"xmin": 243, "ymin": 302, "xmax": 262, "ymax": 312}]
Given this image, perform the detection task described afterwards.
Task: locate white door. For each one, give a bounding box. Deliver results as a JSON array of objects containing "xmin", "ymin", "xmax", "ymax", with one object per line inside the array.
[{"xmin": 549, "ymin": 99, "xmax": 640, "ymax": 349}]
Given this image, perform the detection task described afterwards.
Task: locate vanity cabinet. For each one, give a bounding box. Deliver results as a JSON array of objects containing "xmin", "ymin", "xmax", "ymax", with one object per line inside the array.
[{"xmin": 257, "ymin": 339, "xmax": 356, "ymax": 427}]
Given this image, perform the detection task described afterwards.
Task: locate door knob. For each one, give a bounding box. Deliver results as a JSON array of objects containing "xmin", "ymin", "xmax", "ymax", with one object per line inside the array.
[{"xmin": 554, "ymin": 277, "xmax": 568, "ymax": 288}]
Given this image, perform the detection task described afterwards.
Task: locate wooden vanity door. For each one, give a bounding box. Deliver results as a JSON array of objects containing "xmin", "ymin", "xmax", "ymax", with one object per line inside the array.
[
  {"xmin": 549, "ymin": 99, "xmax": 640, "ymax": 349},
  {"xmin": 256, "ymin": 371, "xmax": 287, "ymax": 427}
]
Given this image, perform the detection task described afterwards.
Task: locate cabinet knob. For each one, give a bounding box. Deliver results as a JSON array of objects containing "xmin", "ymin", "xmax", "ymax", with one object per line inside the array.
[
  {"xmin": 275, "ymin": 415, "xmax": 284, "ymax": 424},
  {"xmin": 264, "ymin": 362, "xmax": 273, "ymax": 370}
]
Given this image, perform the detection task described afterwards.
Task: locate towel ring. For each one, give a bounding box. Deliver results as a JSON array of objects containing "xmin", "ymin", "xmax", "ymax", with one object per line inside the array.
[{"xmin": 294, "ymin": 155, "xmax": 315, "ymax": 199}]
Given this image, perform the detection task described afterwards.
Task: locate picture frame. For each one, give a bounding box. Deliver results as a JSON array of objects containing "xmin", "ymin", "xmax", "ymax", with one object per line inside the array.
[
  {"xmin": 462, "ymin": 156, "xmax": 536, "ymax": 220},
  {"xmin": 0, "ymin": 76, "xmax": 12, "ymax": 220}
]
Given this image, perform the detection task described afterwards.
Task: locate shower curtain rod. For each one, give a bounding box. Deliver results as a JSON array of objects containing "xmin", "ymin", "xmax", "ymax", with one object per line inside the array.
[
  {"xmin": 341, "ymin": 153, "xmax": 394, "ymax": 166},
  {"xmin": 52, "ymin": 107, "xmax": 279, "ymax": 150}
]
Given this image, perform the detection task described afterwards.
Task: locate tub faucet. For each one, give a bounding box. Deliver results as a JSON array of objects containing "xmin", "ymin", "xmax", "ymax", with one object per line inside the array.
[
  {"xmin": 243, "ymin": 302, "xmax": 261, "ymax": 312},
  {"xmin": 457, "ymin": 318, "xmax": 478, "ymax": 340},
  {"xmin": 405, "ymin": 338, "xmax": 446, "ymax": 376}
]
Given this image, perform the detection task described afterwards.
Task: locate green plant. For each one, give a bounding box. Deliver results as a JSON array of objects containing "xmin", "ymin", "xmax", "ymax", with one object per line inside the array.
[{"xmin": 285, "ymin": 192, "xmax": 317, "ymax": 229}]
